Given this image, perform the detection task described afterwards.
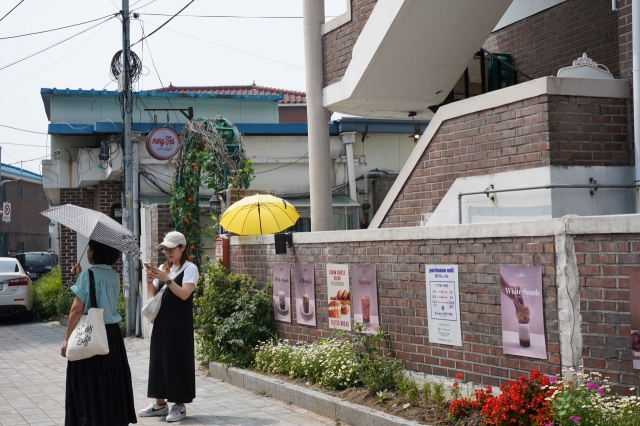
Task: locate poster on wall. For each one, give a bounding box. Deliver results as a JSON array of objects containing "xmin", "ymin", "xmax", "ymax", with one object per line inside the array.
[
  {"xmin": 629, "ymin": 267, "xmax": 640, "ymax": 369},
  {"xmin": 295, "ymin": 264, "xmax": 316, "ymax": 326},
  {"xmin": 499, "ymin": 266, "xmax": 547, "ymax": 359},
  {"xmin": 426, "ymin": 265, "xmax": 462, "ymax": 346},
  {"xmin": 351, "ymin": 264, "xmax": 379, "ymax": 334},
  {"xmin": 272, "ymin": 263, "xmax": 291, "ymax": 323},
  {"xmin": 327, "ymin": 263, "xmax": 351, "ymax": 331}
]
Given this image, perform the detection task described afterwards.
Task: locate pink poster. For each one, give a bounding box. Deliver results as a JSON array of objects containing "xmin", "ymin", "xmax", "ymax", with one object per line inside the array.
[
  {"xmin": 500, "ymin": 266, "xmax": 547, "ymax": 359},
  {"xmin": 272, "ymin": 263, "xmax": 291, "ymax": 323},
  {"xmin": 351, "ymin": 264, "xmax": 379, "ymax": 334},
  {"xmin": 294, "ymin": 264, "xmax": 316, "ymax": 326},
  {"xmin": 629, "ymin": 267, "xmax": 640, "ymax": 369}
]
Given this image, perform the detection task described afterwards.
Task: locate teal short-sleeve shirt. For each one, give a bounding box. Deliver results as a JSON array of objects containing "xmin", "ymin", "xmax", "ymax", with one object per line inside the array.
[{"xmin": 70, "ymin": 264, "xmax": 122, "ymax": 324}]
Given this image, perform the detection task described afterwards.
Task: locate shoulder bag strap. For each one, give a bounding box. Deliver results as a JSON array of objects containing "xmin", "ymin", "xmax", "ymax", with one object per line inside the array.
[{"xmin": 89, "ymin": 269, "xmax": 97, "ymax": 309}]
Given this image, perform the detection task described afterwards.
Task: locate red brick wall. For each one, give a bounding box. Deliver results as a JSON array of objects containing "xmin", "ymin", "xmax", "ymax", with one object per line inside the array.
[
  {"xmin": 574, "ymin": 233, "xmax": 639, "ymax": 395},
  {"xmin": 483, "ymin": 0, "xmax": 620, "ymax": 80},
  {"xmin": 59, "ymin": 188, "xmax": 95, "ymax": 285},
  {"xmin": 323, "ymin": 0, "xmax": 378, "ymax": 86},
  {"xmin": 150, "ymin": 204, "xmax": 172, "ymax": 267},
  {"xmin": 94, "ymin": 180, "xmax": 123, "ymax": 276},
  {"xmin": 380, "ymin": 94, "xmax": 630, "ymax": 228},
  {"xmin": 230, "ymin": 236, "xmax": 561, "ymax": 387},
  {"xmin": 0, "ymin": 180, "xmax": 49, "ymax": 253},
  {"xmin": 278, "ymin": 106, "xmax": 308, "ymax": 124}
]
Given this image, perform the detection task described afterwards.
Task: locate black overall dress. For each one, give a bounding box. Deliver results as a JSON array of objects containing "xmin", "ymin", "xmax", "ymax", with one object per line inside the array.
[{"xmin": 147, "ymin": 268, "xmax": 196, "ymax": 403}]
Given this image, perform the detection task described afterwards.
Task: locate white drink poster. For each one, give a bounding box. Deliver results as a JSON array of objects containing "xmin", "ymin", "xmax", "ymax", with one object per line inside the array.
[
  {"xmin": 426, "ymin": 265, "xmax": 462, "ymax": 346},
  {"xmin": 272, "ymin": 263, "xmax": 291, "ymax": 323},
  {"xmin": 327, "ymin": 263, "xmax": 351, "ymax": 331}
]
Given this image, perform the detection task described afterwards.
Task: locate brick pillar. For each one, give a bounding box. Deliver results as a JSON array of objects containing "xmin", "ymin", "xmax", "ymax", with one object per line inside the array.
[
  {"xmin": 93, "ymin": 180, "xmax": 124, "ymax": 276},
  {"xmin": 150, "ymin": 204, "xmax": 172, "ymax": 267},
  {"xmin": 59, "ymin": 188, "xmax": 95, "ymax": 285}
]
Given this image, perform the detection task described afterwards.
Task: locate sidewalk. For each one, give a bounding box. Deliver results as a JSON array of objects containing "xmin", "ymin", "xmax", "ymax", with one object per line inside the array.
[{"xmin": 0, "ymin": 320, "xmax": 341, "ymax": 426}]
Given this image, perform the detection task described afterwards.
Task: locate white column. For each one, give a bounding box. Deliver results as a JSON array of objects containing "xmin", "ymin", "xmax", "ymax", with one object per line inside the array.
[
  {"xmin": 341, "ymin": 132, "xmax": 358, "ymax": 202},
  {"xmin": 303, "ymin": 0, "xmax": 333, "ymax": 231}
]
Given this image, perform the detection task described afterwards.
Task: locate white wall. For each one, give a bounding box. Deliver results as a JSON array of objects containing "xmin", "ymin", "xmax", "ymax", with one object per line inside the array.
[{"xmin": 494, "ymin": 0, "xmax": 568, "ymax": 31}]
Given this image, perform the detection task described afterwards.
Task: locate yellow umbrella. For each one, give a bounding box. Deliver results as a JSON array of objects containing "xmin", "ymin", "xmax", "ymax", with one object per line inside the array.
[{"xmin": 219, "ymin": 194, "xmax": 300, "ymax": 235}]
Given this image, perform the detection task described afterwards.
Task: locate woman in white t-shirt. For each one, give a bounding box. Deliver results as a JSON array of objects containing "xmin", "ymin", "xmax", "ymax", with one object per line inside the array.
[{"xmin": 139, "ymin": 231, "xmax": 199, "ymax": 423}]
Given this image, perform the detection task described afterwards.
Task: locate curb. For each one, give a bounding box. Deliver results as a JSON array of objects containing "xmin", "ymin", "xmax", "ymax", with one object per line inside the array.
[{"xmin": 209, "ymin": 362, "xmax": 427, "ymax": 426}]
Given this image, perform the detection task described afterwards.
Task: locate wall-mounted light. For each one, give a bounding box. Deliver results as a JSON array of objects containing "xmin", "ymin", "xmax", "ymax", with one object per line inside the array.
[
  {"xmin": 209, "ymin": 194, "xmax": 221, "ymax": 215},
  {"xmin": 408, "ymin": 111, "xmax": 420, "ymax": 143}
]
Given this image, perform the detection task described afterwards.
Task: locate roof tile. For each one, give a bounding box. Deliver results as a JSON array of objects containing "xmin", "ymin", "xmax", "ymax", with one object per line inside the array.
[{"xmin": 154, "ymin": 83, "xmax": 306, "ymax": 104}]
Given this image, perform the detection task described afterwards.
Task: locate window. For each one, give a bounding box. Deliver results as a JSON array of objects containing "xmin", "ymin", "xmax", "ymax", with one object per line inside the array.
[
  {"xmin": 17, "ymin": 242, "xmax": 24, "ymax": 252},
  {"xmin": 17, "ymin": 188, "xmax": 22, "ymax": 199},
  {"xmin": 0, "ymin": 259, "xmax": 19, "ymax": 273}
]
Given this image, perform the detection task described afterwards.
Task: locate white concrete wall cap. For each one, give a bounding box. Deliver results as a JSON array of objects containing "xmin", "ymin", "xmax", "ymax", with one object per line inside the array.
[
  {"xmin": 368, "ymin": 77, "xmax": 630, "ymax": 229},
  {"xmin": 229, "ymin": 214, "xmax": 640, "ymax": 246}
]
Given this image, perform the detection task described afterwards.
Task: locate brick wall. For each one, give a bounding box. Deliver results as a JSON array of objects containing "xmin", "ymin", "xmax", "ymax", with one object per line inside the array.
[
  {"xmin": 0, "ymin": 180, "xmax": 49, "ymax": 253},
  {"xmin": 278, "ymin": 106, "xmax": 308, "ymax": 124},
  {"xmin": 230, "ymin": 236, "xmax": 561, "ymax": 387},
  {"xmin": 380, "ymin": 94, "xmax": 630, "ymax": 228},
  {"xmin": 574, "ymin": 233, "xmax": 639, "ymax": 395},
  {"xmin": 59, "ymin": 188, "xmax": 95, "ymax": 284},
  {"xmin": 483, "ymin": 0, "xmax": 620, "ymax": 80},
  {"xmin": 322, "ymin": 0, "xmax": 378, "ymax": 86},
  {"xmin": 617, "ymin": 0, "xmax": 632, "ymax": 80}
]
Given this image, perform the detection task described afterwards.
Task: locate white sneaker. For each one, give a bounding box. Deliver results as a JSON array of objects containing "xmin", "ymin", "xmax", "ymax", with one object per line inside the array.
[
  {"xmin": 138, "ymin": 402, "xmax": 168, "ymax": 417},
  {"xmin": 166, "ymin": 404, "xmax": 187, "ymax": 422}
]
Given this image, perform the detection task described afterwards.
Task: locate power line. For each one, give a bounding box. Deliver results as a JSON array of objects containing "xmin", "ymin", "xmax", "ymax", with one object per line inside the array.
[
  {"xmin": 142, "ymin": 21, "xmax": 304, "ymax": 71},
  {"xmin": 0, "ymin": 0, "xmax": 25, "ymax": 23},
  {"xmin": 254, "ymin": 153, "xmax": 308, "ymax": 174},
  {"xmin": 130, "ymin": 0, "xmax": 194, "ymax": 47},
  {"xmin": 138, "ymin": 13, "xmax": 336, "ymax": 19},
  {"xmin": 8, "ymin": 154, "xmax": 48, "ymax": 165},
  {"xmin": 0, "ymin": 13, "xmax": 115, "ymax": 40},
  {"xmin": 0, "ymin": 14, "xmax": 118, "ymax": 72},
  {"xmin": 0, "ymin": 123, "xmax": 47, "ymax": 135},
  {"xmin": 0, "ymin": 142, "xmax": 48, "ymax": 147},
  {"xmin": 131, "ymin": 0, "xmax": 157, "ymax": 12}
]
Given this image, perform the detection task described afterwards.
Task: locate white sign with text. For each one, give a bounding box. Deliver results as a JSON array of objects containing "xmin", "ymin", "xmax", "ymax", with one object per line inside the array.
[{"xmin": 426, "ymin": 265, "xmax": 462, "ymax": 346}]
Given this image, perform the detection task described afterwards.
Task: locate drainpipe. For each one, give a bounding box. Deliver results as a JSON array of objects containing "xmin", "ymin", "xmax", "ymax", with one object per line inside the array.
[
  {"xmin": 634, "ymin": 0, "xmax": 640, "ymax": 211},
  {"xmin": 341, "ymin": 132, "xmax": 358, "ymax": 202},
  {"xmin": 362, "ymin": 172, "xmax": 371, "ymax": 227},
  {"xmin": 303, "ymin": 0, "xmax": 332, "ymax": 231}
]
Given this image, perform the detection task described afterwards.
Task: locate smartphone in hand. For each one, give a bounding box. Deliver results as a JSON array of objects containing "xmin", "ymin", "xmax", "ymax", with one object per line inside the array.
[{"xmin": 143, "ymin": 262, "xmax": 153, "ymax": 269}]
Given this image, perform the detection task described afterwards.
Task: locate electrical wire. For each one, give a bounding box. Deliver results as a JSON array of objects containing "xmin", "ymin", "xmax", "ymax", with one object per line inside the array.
[
  {"xmin": 141, "ymin": 21, "xmax": 304, "ymax": 71},
  {"xmin": 110, "ymin": 49, "xmax": 143, "ymax": 83},
  {"xmin": 130, "ymin": 0, "xmax": 195, "ymax": 47},
  {"xmin": 137, "ymin": 13, "xmax": 336, "ymax": 19},
  {"xmin": 0, "ymin": 14, "xmax": 118, "ymax": 72},
  {"xmin": 131, "ymin": 0, "xmax": 157, "ymax": 12},
  {"xmin": 8, "ymin": 154, "xmax": 48, "ymax": 165},
  {"xmin": 0, "ymin": 142, "xmax": 48, "ymax": 147},
  {"xmin": 0, "ymin": 0, "xmax": 24, "ymax": 23},
  {"xmin": 0, "ymin": 123, "xmax": 47, "ymax": 135},
  {"xmin": 142, "ymin": 29, "xmax": 182, "ymax": 123},
  {"xmin": 254, "ymin": 152, "xmax": 308, "ymax": 174},
  {"xmin": 0, "ymin": 13, "xmax": 116, "ymax": 40}
]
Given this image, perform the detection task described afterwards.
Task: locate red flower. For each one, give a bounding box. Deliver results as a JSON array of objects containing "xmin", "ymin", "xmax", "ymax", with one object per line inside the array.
[
  {"xmin": 187, "ymin": 197, "xmax": 194, "ymax": 202},
  {"xmin": 456, "ymin": 373, "xmax": 463, "ymax": 380},
  {"xmin": 189, "ymin": 255, "xmax": 194, "ymax": 260},
  {"xmin": 453, "ymin": 382, "xmax": 459, "ymax": 388},
  {"xmin": 190, "ymin": 245, "xmax": 195, "ymax": 250},
  {"xmin": 183, "ymin": 218, "xmax": 189, "ymax": 223}
]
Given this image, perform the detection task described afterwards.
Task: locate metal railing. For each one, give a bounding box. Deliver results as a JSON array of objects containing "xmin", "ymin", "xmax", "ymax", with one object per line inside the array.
[{"xmin": 457, "ymin": 183, "xmax": 636, "ymax": 224}]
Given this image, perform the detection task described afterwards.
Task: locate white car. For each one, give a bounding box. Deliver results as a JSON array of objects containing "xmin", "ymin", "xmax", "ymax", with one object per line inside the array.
[{"xmin": 0, "ymin": 257, "xmax": 34, "ymax": 321}]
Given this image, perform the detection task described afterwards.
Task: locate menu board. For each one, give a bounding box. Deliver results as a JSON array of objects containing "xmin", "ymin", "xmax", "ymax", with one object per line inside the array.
[
  {"xmin": 327, "ymin": 263, "xmax": 351, "ymax": 331},
  {"xmin": 294, "ymin": 263, "xmax": 316, "ymax": 326},
  {"xmin": 272, "ymin": 263, "xmax": 291, "ymax": 322},
  {"xmin": 351, "ymin": 264, "xmax": 379, "ymax": 334},
  {"xmin": 426, "ymin": 265, "xmax": 462, "ymax": 346}
]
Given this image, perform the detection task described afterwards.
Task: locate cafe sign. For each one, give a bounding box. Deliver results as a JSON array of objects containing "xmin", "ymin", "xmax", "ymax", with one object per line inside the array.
[{"xmin": 146, "ymin": 127, "xmax": 180, "ymax": 160}]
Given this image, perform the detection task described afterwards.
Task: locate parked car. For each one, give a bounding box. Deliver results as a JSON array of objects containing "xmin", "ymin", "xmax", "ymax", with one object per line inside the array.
[
  {"xmin": 0, "ymin": 257, "xmax": 34, "ymax": 321},
  {"xmin": 15, "ymin": 251, "xmax": 58, "ymax": 281}
]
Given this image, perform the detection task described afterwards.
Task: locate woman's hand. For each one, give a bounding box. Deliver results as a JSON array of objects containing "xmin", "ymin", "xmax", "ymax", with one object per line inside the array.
[
  {"xmin": 70, "ymin": 263, "xmax": 82, "ymax": 279},
  {"xmin": 61, "ymin": 340, "xmax": 68, "ymax": 357},
  {"xmin": 147, "ymin": 265, "xmax": 170, "ymax": 283},
  {"xmin": 500, "ymin": 280, "xmax": 524, "ymax": 311}
]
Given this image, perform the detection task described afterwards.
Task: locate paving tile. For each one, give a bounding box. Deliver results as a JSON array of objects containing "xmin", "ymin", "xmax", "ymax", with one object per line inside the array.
[{"xmin": 0, "ymin": 320, "xmax": 343, "ymax": 425}]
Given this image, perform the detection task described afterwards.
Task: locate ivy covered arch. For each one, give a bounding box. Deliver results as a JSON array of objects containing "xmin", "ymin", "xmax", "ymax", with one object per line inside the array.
[{"xmin": 169, "ymin": 117, "xmax": 254, "ymax": 265}]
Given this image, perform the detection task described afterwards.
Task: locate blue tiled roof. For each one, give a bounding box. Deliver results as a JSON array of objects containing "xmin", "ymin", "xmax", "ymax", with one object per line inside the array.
[{"xmin": 1, "ymin": 163, "xmax": 42, "ymax": 181}]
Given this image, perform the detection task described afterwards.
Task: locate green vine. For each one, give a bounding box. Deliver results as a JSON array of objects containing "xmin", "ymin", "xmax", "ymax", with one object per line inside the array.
[{"xmin": 169, "ymin": 116, "xmax": 254, "ymax": 266}]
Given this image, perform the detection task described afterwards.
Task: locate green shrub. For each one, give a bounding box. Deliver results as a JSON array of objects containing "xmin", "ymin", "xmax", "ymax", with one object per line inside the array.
[
  {"xmin": 194, "ymin": 260, "xmax": 276, "ymax": 368},
  {"xmin": 56, "ymin": 287, "xmax": 75, "ymax": 316},
  {"xmin": 117, "ymin": 292, "xmax": 126, "ymax": 335},
  {"xmin": 33, "ymin": 266, "xmax": 63, "ymax": 320}
]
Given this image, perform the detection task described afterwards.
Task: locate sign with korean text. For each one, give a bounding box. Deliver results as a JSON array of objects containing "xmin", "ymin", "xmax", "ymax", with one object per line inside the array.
[
  {"xmin": 294, "ymin": 264, "xmax": 316, "ymax": 326},
  {"xmin": 146, "ymin": 127, "xmax": 180, "ymax": 160},
  {"xmin": 327, "ymin": 263, "xmax": 351, "ymax": 331},
  {"xmin": 351, "ymin": 264, "xmax": 379, "ymax": 334},
  {"xmin": 272, "ymin": 263, "xmax": 291, "ymax": 322},
  {"xmin": 2, "ymin": 202, "xmax": 10, "ymax": 222},
  {"xmin": 426, "ymin": 265, "xmax": 462, "ymax": 346},
  {"xmin": 499, "ymin": 266, "xmax": 547, "ymax": 359}
]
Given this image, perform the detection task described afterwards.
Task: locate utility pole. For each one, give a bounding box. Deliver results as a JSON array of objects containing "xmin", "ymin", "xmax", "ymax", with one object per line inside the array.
[{"xmin": 121, "ymin": 0, "xmax": 136, "ymax": 336}]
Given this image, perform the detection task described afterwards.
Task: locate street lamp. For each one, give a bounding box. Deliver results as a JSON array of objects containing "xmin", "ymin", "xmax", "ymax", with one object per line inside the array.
[
  {"xmin": 0, "ymin": 179, "xmax": 22, "ymax": 186},
  {"xmin": 209, "ymin": 194, "xmax": 221, "ymax": 216}
]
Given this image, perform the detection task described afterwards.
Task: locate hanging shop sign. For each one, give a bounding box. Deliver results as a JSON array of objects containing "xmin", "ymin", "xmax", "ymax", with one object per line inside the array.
[
  {"xmin": 272, "ymin": 263, "xmax": 291, "ymax": 323},
  {"xmin": 294, "ymin": 264, "xmax": 316, "ymax": 326},
  {"xmin": 630, "ymin": 267, "xmax": 640, "ymax": 369},
  {"xmin": 327, "ymin": 263, "xmax": 351, "ymax": 331},
  {"xmin": 146, "ymin": 127, "xmax": 180, "ymax": 160},
  {"xmin": 351, "ymin": 264, "xmax": 379, "ymax": 334},
  {"xmin": 499, "ymin": 266, "xmax": 547, "ymax": 359},
  {"xmin": 426, "ymin": 265, "xmax": 462, "ymax": 346},
  {"xmin": 2, "ymin": 202, "xmax": 10, "ymax": 222}
]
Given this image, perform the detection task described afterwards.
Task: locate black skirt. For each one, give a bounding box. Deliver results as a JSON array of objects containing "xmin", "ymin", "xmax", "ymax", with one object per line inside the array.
[
  {"xmin": 65, "ymin": 323, "xmax": 137, "ymax": 426},
  {"xmin": 147, "ymin": 270, "xmax": 196, "ymax": 403}
]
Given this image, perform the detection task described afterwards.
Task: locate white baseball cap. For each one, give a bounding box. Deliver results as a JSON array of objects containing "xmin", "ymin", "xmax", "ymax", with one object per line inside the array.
[{"xmin": 160, "ymin": 231, "xmax": 187, "ymax": 249}]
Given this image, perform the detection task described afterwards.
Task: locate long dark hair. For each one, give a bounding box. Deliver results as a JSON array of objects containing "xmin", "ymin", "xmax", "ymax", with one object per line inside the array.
[
  {"xmin": 162, "ymin": 244, "xmax": 190, "ymax": 272},
  {"xmin": 88, "ymin": 240, "xmax": 121, "ymax": 265}
]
